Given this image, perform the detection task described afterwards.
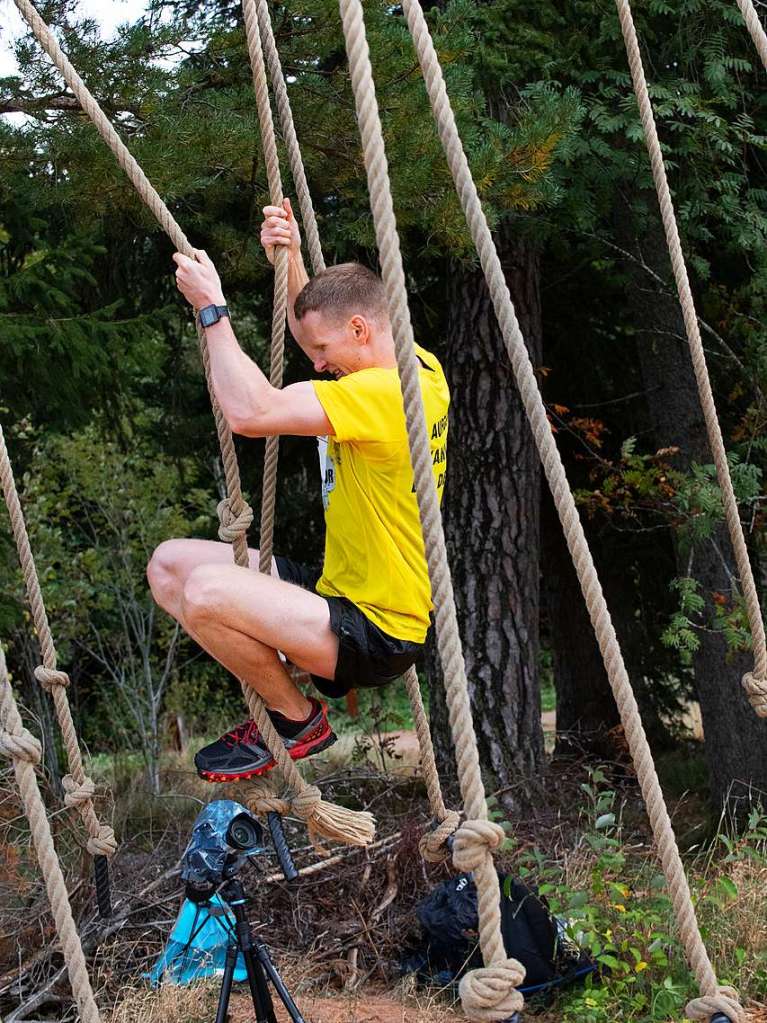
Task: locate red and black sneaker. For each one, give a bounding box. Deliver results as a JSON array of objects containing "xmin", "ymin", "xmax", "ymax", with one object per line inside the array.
[{"xmin": 194, "ymin": 700, "xmax": 337, "ymax": 783}]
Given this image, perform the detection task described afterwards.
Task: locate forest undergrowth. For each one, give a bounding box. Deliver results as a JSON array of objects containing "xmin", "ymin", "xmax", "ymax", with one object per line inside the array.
[{"xmin": 3, "ymin": 723, "xmax": 767, "ymax": 1023}]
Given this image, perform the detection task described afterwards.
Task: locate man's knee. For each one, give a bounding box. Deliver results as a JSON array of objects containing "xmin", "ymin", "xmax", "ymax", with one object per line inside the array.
[
  {"xmin": 146, "ymin": 539, "xmax": 188, "ymax": 608},
  {"xmin": 180, "ymin": 564, "xmax": 227, "ymax": 627}
]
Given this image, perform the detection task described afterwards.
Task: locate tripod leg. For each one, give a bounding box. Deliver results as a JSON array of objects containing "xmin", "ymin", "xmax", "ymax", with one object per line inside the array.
[
  {"xmin": 214, "ymin": 946, "xmax": 238, "ymax": 1023},
  {"xmin": 242, "ymin": 946, "xmax": 278, "ymax": 1023},
  {"xmin": 255, "ymin": 941, "xmax": 308, "ymax": 1023}
]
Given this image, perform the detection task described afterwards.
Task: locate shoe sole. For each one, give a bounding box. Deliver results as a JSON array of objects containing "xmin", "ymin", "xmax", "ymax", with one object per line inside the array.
[{"xmin": 197, "ymin": 730, "xmax": 338, "ymax": 784}]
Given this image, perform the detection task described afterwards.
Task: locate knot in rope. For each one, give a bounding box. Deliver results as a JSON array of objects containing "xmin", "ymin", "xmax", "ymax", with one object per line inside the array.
[
  {"xmin": 685, "ymin": 985, "xmax": 743, "ymax": 1022},
  {"xmin": 62, "ymin": 773, "xmax": 95, "ymax": 808},
  {"xmin": 0, "ymin": 726, "xmax": 42, "ymax": 764},
  {"xmin": 216, "ymin": 497, "xmax": 254, "ymax": 544},
  {"xmin": 34, "ymin": 665, "xmax": 70, "ymax": 691},
  {"xmin": 419, "ymin": 810, "xmax": 461, "ymax": 863},
  {"xmin": 290, "ymin": 783, "xmax": 323, "ymax": 821},
  {"xmin": 452, "ymin": 819, "xmax": 506, "ymax": 874},
  {"xmin": 459, "ymin": 959, "xmax": 526, "ymax": 1022},
  {"xmin": 289, "ymin": 784, "xmax": 330, "ymax": 854},
  {"xmin": 241, "ymin": 778, "xmax": 291, "ymax": 818},
  {"xmin": 742, "ymin": 671, "xmax": 767, "ymax": 718},
  {"xmin": 86, "ymin": 825, "xmax": 118, "ymax": 858},
  {"xmin": 61, "ymin": 776, "xmax": 117, "ymax": 855}
]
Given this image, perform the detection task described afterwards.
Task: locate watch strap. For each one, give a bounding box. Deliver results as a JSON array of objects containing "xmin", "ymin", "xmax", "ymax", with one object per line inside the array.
[{"xmin": 198, "ymin": 304, "xmax": 230, "ymax": 328}]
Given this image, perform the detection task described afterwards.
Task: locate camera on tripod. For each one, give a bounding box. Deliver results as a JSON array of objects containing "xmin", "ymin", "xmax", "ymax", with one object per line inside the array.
[
  {"xmin": 181, "ymin": 799, "xmax": 264, "ymax": 904},
  {"xmin": 178, "ymin": 800, "xmax": 306, "ymax": 1023}
]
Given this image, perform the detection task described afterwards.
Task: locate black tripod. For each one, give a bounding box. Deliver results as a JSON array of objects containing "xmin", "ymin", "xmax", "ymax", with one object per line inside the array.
[{"xmin": 213, "ymin": 878, "xmax": 306, "ymax": 1023}]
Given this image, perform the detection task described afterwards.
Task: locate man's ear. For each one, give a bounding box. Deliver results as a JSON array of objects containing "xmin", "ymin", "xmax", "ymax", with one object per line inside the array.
[{"xmin": 349, "ymin": 315, "xmax": 370, "ymax": 344}]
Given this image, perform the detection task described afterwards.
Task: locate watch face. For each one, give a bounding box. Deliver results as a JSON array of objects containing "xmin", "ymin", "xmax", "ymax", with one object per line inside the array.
[{"xmin": 199, "ymin": 307, "xmax": 217, "ymax": 328}]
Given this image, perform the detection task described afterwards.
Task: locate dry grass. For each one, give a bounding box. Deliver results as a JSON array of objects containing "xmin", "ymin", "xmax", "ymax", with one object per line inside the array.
[
  {"xmin": 105, "ymin": 981, "xmax": 767, "ymax": 1023},
  {"xmin": 6, "ymin": 748, "xmax": 767, "ymax": 1023},
  {"xmin": 698, "ymin": 852, "xmax": 767, "ymax": 1006},
  {"xmin": 106, "ymin": 971, "xmax": 469, "ymax": 1023},
  {"xmin": 108, "ymin": 982, "xmax": 219, "ymax": 1023}
]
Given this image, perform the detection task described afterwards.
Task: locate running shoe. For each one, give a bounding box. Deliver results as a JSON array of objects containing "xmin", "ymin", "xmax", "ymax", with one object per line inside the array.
[{"xmin": 195, "ymin": 701, "xmax": 336, "ymax": 783}]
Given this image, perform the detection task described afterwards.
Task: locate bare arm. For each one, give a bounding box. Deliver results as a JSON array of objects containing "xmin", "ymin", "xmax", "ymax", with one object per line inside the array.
[
  {"xmin": 173, "ymin": 250, "xmax": 332, "ymax": 438},
  {"xmin": 286, "ymin": 250, "xmax": 309, "ymax": 343}
]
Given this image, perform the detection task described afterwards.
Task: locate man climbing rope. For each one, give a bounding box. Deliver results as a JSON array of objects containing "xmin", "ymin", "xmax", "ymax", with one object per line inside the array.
[{"xmin": 147, "ymin": 199, "xmax": 450, "ymax": 783}]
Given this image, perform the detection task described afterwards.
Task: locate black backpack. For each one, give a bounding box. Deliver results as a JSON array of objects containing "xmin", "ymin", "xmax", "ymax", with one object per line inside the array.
[{"xmin": 408, "ymin": 872, "xmax": 595, "ymax": 994}]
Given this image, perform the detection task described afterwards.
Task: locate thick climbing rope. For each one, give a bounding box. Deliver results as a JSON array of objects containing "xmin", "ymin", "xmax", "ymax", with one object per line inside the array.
[
  {"xmin": 404, "ymin": 666, "xmax": 461, "ymax": 862},
  {"xmin": 616, "ymin": 0, "xmax": 767, "ymax": 722},
  {"xmin": 237, "ymin": 0, "xmax": 290, "ymax": 822},
  {"xmin": 339, "ymin": 3, "xmax": 523, "ymax": 1020},
  {"xmin": 12, "ymin": 0, "xmax": 374, "ymax": 850},
  {"xmin": 255, "ymin": 0, "xmax": 326, "ymax": 277},
  {"xmin": 399, "ymin": 2, "xmax": 746, "ymax": 1020},
  {"xmin": 735, "ymin": 0, "xmax": 767, "ymax": 71},
  {"xmin": 242, "ymin": 0, "xmax": 288, "ymax": 577},
  {"xmin": 10, "ymin": 2, "xmax": 748, "ymax": 1015},
  {"xmin": 0, "ymin": 644, "xmax": 102, "ymax": 1023},
  {"xmin": 0, "ymin": 423, "xmax": 116, "ymax": 901},
  {"xmin": 242, "ymin": 0, "xmax": 459, "ymax": 857}
]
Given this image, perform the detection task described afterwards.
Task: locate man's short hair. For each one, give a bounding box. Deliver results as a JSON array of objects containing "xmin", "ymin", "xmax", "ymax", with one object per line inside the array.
[{"xmin": 293, "ymin": 262, "xmax": 389, "ymax": 324}]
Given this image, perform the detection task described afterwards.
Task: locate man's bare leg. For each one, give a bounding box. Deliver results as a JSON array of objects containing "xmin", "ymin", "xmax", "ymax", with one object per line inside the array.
[{"xmin": 147, "ymin": 539, "xmax": 337, "ymax": 718}]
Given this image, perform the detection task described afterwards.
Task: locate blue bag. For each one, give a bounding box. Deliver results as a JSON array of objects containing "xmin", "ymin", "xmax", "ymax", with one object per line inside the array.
[{"xmin": 149, "ymin": 893, "xmax": 247, "ymax": 986}]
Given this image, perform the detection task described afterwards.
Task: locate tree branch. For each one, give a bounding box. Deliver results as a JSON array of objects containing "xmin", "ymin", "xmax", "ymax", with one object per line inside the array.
[{"xmin": 0, "ymin": 92, "xmax": 145, "ymax": 121}]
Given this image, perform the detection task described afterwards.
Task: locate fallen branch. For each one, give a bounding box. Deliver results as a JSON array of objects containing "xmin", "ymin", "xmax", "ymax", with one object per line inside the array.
[
  {"xmin": 369, "ymin": 856, "xmax": 399, "ymax": 922},
  {"xmin": 5, "ymin": 966, "xmax": 67, "ymax": 1023},
  {"xmin": 3, "ymin": 831, "xmax": 405, "ymax": 1016},
  {"xmin": 259, "ymin": 829, "xmax": 402, "ymax": 886}
]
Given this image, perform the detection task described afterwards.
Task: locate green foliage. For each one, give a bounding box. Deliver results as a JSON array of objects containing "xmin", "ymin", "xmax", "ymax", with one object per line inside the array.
[
  {"xmin": 1, "ymin": 0, "xmax": 766, "ymax": 784},
  {"xmin": 0, "ymin": 219, "xmax": 159, "ymax": 432},
  {"xmin": 672, "ymin": 456, "xmax": 762, "ymax": 550},
  {"xmin": 662, "ymin": 577, "xmax": 706, "ymax": 661},
  {"xmin": 573, "ymin": 437, "xmax": 678, "ymax": 520},
  {"xmin": 574, "ymin": 435, "xmax": 763, "ymax": 673},
  {"xmin": 548, "ymin": 0, "xmax": 767, "ymax": 258},
  {"xmin": 3, "ymin": 418, "xmax": 214, "ymax": 776},
  {"xmin": 0, "ymin": 9, "xmax": 765, "ymax": 1016},
  {"xmin": 331, "ymin": 678, "xmax": 427, "ymax": 738},
  {"xmin": 516, "ymin": 768, "xmax": 767, "ymax": 1021},
  {"xmin": 539, "ymin": 646, "xmax": 557, "ymax": 713}
]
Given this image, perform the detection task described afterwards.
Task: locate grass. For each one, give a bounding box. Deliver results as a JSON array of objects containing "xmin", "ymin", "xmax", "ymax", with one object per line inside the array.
[
  {"xmin": 7, "ymin": 734, "xmax": 767, "ymax": 1023},
  {"xmin": 27, "ymin": 661, "xmax": 767, "ymax": 1023},
  {"xmin": 106, "ymin": 980, "xmax": 469, "ymax": 1023},
  {"xmin": 330, "ymin": 677, "xmax": 427, "ymax": 736},
  {"xmin": 108, "ymin": 983, "xmax": 219, "ymax": 1023},
  {"xmin": 98, "ymin": 776, "xmax": 767, "ymax": 1023},
  {"xmin": 328, "ymin": 667, "xmax": 557, "ymax": 733},
  {"xmin": 518, "ymin": 768, "xmax": 767, "ymax": 1023},
  {"xmin": 541, "ymin": 676, "xmax": 557, "ymax": 713}
]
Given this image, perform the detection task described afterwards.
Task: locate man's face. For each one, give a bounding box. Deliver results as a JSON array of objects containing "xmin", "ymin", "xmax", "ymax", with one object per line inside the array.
[{"xmin": 297, "ymin": 309, "xmax": 369, "ymax": 378}]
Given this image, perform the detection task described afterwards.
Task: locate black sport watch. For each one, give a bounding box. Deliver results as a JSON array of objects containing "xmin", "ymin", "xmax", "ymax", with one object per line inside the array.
[{"xmin": 198, "ymin": 304, "xmax": 230, "ymax": 328}]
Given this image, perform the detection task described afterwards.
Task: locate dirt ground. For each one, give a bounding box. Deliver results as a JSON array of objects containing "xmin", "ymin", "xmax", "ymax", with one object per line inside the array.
[
  {"xmin": 5, "ymin": 700, "xmax": 720, "ymax": 1023},
  {"xmin": 229, "ymin": 989, "xmax": 467, "ymax": 1023},
  {"xmin": 230, "ymin": 990, "xmax": 764, "ymax": 1023},
  {"xmin": 326, "ymin": 703, "xmax": 704, "ymax": 777}
]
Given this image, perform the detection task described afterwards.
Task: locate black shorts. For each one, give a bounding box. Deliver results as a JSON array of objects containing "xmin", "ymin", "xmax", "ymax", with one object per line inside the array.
[{"xmin": 274, "ymin": 556, "xmax": 423, "ymax": 699}]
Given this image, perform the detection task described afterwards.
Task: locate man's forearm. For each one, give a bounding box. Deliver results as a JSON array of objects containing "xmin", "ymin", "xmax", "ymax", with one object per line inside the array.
[
  {"xmin": 286, "ymin": 250, "xmax": 310, "ymax": 343},
  {"xmin": 204, "ymin": 318, "xmax": 273, "ymax": 434}
]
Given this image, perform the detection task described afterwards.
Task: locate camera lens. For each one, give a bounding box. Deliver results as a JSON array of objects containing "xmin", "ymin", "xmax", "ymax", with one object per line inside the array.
[{"xmin": 226, "ymin": 812, "xmax": 262, "ymax": 851}]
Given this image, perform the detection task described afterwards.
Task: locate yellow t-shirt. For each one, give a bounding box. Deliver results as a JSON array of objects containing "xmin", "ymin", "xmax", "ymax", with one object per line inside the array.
[{"xmin": 312, "ymin": 345, "xmax": 449, "ymax": 643}]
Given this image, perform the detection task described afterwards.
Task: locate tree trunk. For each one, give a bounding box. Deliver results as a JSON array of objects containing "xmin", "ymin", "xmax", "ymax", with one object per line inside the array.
[
  {"xmin": 427, "ymin": 226, "xmax": 545, "ymax": 808},
  {"xmin": 17, "ymin": 633, "xmax": 62, "ymax": 794},
  {"xmin": 540, "ymin": 491, "xmax": 621, "ymax": 757},
  {"xmin": 620, "ymin": 202, "xmax": 767, "ymax": 812},
  {"xmin": 147, "ymin": 713, "xmax": 161, "ymax": 796}
]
